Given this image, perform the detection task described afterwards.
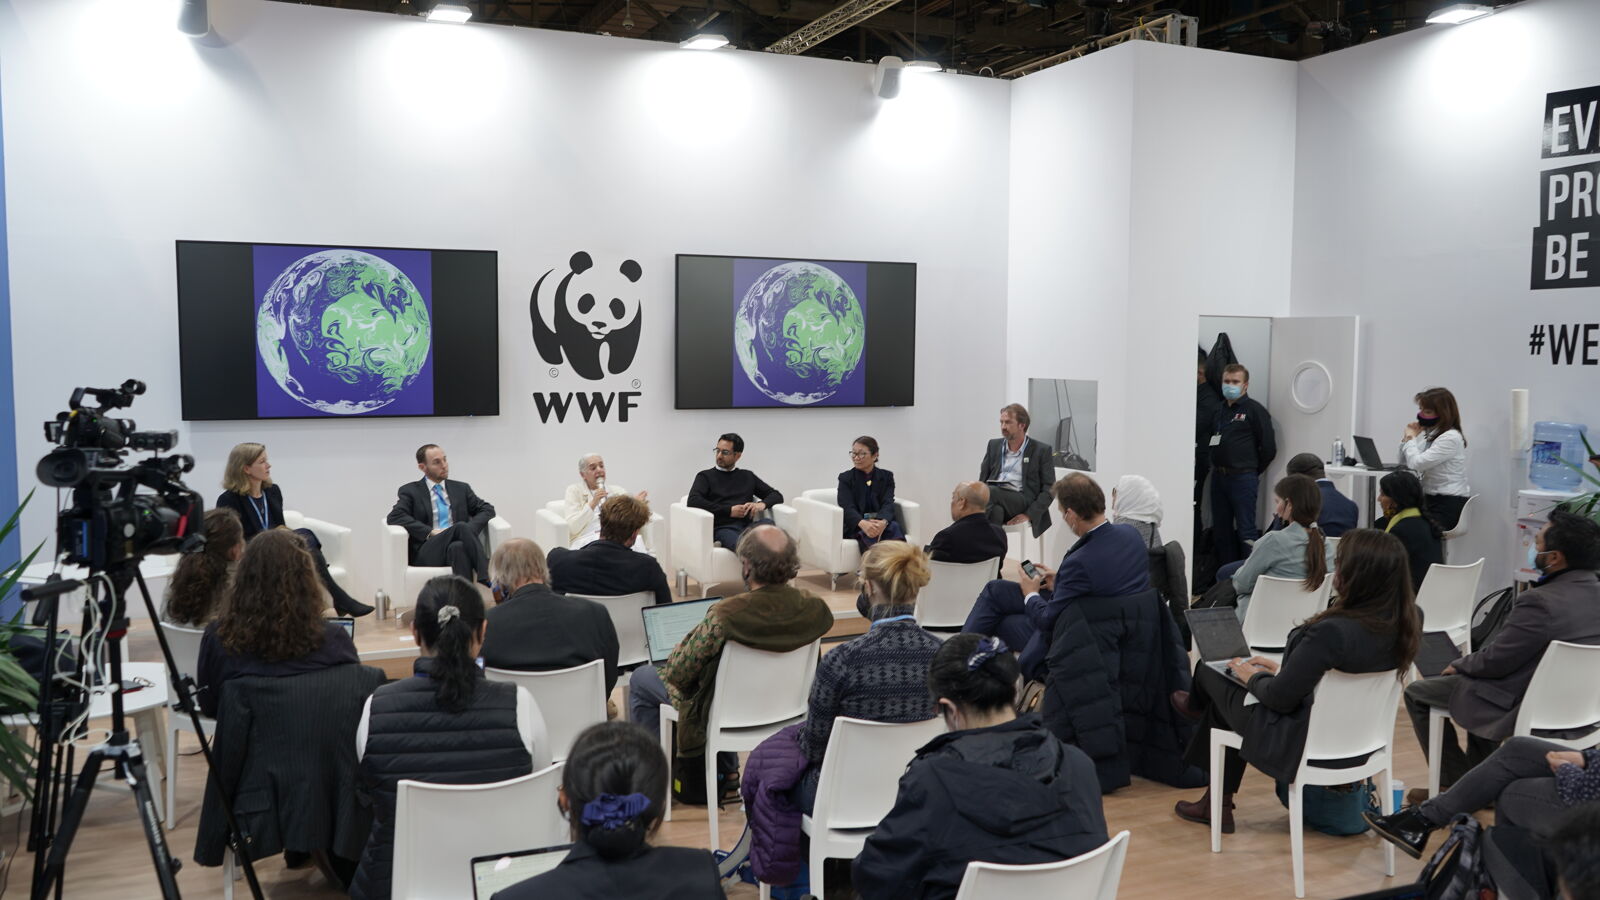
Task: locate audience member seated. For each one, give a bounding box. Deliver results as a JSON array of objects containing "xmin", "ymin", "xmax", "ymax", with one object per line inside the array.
[
  {"xmin": 350, "ymin": 577, "xmax": 548, "ymax": 900},
  {"xmin": 163, "ymin": 507, "xmax": 244, "ymax": 627},
  {"xmin": 627, "ymin": 525, "xmax": 832, "ymax": 803},
  {"xmin": 195, "ymin": 529, "xmax": 360, "ymax": 718},
  {"xmin": 851, "ymin": 634, "xmax": 1109, "ymax": 900},
  {"xmin": 1404, "ymin": 510, "xmax": 1600, "ymax": 791},
  {"xmin": 1365, "ymin": 736, "xmax": 1600, "ymax": 859},
  {"xmin": 387, "ymin": 442, "xmax": 496, "ymax": 585},
  {"xmin": 839, "ymin": 435, "xmax": 906, "ymax": 551},
  {"xmin": 215, "ymin": 441, "xmax": 372, "ymax": 616},
  {"xmin": 1374, "ymin": 469, "xmax": 1444, "ymax": 592},
  {"xmin": 561, "ymin": 452, "xmax": 649, "ymax": 551},
  {"xmin": 482, "ymin": 539, "xmax": 621, "ymax": 696},
  {"xmin": 688, "ymin": 432, "xmax": 784, "ymax": 549},
  {"xmin": 1291, "ymin": 452, "xmax": 1358, "ymax": 536},
  {"xmin": 1110, "ymin": 474, "xmax": 1164, "ymax": 547},
  {"xmin": 925, "ymin": 482, "xmax": 1008, "ymax": 564},
  {"xmin": 977, "ymin": 403, "xmax": 1056, "ymax": 539},
  {"xmin": 491, "ymin": 722, "xmax": 722, "ymax": 899},
  {"xmin": 1210, "ymin": 474, "xmax": 1329, "ymax": 623},
  {"xmin": 1171, "ymin": 528, "xmax": 1420, "ymax": 833},
  {"xmin": 548, "ymin": 494, "xmax": 672, "ymax": 607},
  {"xmin": 740, "ymin": 541, "xmax": 944, "ymax": 887},
  {"xmin": 963, "ymin": 474, "xmax": 1150, "ymax": 680}
]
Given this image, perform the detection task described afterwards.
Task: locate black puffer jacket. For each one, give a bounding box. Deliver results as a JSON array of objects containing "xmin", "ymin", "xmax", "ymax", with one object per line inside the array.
[{"xmin": 852, "ymin": 715, "xmax": 1109, "ymax": 900}]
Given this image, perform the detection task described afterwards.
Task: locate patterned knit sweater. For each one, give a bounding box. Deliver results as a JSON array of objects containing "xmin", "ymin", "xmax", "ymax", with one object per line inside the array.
[
  {"xmin": 796, "ymin": 610, "xmax": 943, "ymax": 763},
  {"xmin": 1555, "ymin": 746, "xmax": 1600, "ymax": 807}
]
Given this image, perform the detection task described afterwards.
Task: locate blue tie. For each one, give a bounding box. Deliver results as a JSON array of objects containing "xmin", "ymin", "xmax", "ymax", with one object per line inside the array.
[{"xmin": 433, "ymin": 483, "xmax": 452, "ymax": 529}]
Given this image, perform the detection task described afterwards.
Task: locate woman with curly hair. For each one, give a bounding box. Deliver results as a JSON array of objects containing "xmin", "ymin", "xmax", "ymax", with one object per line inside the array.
[
  {"xmin": 163, "ymin": 507, "xmax": 246, "ymax": 627},
  {"xmin": 194, "ymin": 528, "xmax": 359, "ymax": 718}
]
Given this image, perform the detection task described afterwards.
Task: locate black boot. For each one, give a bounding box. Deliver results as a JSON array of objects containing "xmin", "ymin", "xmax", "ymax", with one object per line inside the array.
[
  {"xmin": 1363, "ymin": 806, "xmax": 1437, "ymax": 860},
  {"xmin": 333, "ymin": 592, "xmax": 375, "ymax": 617}
]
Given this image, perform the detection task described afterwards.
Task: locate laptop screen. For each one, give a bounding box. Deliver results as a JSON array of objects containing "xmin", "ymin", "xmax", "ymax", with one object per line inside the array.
[
  {"xmin": 1352, "ymin": 435, "xmax": 1387, "ymax": 469},
  {"xmin": 471, "ymin": 844, "xmax": 572, "ymax": 898},
  {"xmin": 642, "ymin": 598, "xmax": 719, "ymax": 664},
  {"xmin": 1186, "ymin": 607, "xmax": 1252, "ymax": 662}
]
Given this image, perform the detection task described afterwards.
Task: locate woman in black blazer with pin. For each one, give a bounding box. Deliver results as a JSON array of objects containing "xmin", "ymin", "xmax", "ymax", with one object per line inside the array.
[{"xmin": 838, "ymin": 436, "xmax": 905, "ymax": 551}]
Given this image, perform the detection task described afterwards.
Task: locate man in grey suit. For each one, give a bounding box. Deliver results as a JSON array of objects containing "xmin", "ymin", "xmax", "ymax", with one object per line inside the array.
[
  {"xmin": 978, "ymin": 403, "xmax": 1057, "ymax": 539},
  {"xmin": 1404, "ymin": 510, "xmax": 1600, "ymax": 789}
]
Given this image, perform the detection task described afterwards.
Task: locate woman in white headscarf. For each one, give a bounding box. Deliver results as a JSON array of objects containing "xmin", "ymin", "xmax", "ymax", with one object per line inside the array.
[{"xmin": 1111, "ymin": 475, "xmax": 1163, "ymax": 548}]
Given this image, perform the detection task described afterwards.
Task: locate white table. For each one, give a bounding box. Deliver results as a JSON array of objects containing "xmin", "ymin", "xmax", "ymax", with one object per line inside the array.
[{"xmin": 1325, "ymin": 464, "xmax": 1387, "ymax": 527}]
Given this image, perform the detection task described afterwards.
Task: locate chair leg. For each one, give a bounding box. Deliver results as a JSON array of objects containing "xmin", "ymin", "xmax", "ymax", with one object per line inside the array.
[
  {"xmin": 1209, "ymin": 734, "xmax": 1224, "ymax": 854},
  {"xmin": 1427, "ymin": 708, "xmax": 1445, "ymax": 797},
  {"xmin": 165, "ymin": 723, "xmax": 178, "ymax": 829},
  {"xmin": 811, "ymin": 840, "xmax": 827, "ymax": 900},
  {"xmin": 759, "ymin": 883, "xmax": 771, "ymax": 900},
  {"xmin": 706, "ymin": 747, "xmax": 719, "ymax": 850},
  {"xmin": 1290, "ymin": 780, "xmax": 1306, "ymax": 899},
  {"xmin": 1379, "ymin": 766, "xmax": 1396, "ymax": 877},
  {"xmin": 223, "ymin": 850, "xmax": 236, "ymax": 900},
  {"xmin": 659, "ymin": 714, "xmax": 674, "ymax": 823}
]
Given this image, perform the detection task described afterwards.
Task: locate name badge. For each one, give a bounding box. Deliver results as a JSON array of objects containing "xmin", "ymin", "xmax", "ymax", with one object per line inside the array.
[
  {"xmin": 1209, "ymin": 435, "xmax": 1222, "ymax": 446},
  {"xmin": 1023, "ymin": 458, "xmax": 1030, "ymax": 463}
]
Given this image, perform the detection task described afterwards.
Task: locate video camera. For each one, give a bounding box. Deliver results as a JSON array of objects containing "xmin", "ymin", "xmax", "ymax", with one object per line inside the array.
[{"xmin": 36, "ymin": 380, "xmax": 204, "ymax": 570}]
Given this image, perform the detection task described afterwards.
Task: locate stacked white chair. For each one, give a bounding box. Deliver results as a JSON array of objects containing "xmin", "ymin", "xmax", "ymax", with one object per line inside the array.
[
  {"xmin": 792, "ymin": 489, "xmax": 922, "ymax": 590},
  {"xmin": 953, "ymin": 830, "xmax": 1132, "ymax": 900},
  {"xmin": 915, "ymin": 558, "xmax": 1002, "ymax": 633},
  {"xmin": 1413, "ymin": 559, "xmax": 1484, "ymax": 653},
  {"xmin": 378, "ymin": 515, "xmax": 512, "ymax": 615},
  {"xmin": 485, "ymin": 660, "xmax": 602, "ymax": 763}
]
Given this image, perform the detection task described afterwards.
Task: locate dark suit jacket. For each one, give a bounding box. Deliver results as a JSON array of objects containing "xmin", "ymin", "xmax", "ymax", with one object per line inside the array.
[
  {"xmin": 1265, "ymin": 480, "xmax": 1359, "ymax": 538},
  {"xmin": 1020, "ymin": 521, "xmax": 1150, "ymax": 678},
  {"xmin": 548, "ymin": 540, "xmax": 673, "ymax": 607},
  {"xmin": 1375, "ymin": 514, "xmax": 1444, "ymax": 592},
  {"xmin": 925, "ymin": 513, "xmax": 1008, "ymax": 564},
  {"xmin": 491, "ymin": 842, "xmax": 723, "ymax": 900},
  {"xmin": 480, "ymin": 583, "xmax": 621, "ymax": 694},
  {"xmin": 215, "ymin": 485, "xmax": 285, "ymax": 540},
  {"xmin": 978, "ymin": 437, "xmax": 1056, "ymax": 537},
  {"xmin": 386, "ymin": 478, "xmax": 495, "ymax": 560},
  {"xmin": 1448, "ymin": 567, "xmax": 1600, "ymax": 741},
  {"xmin": 837, "ymin": 467, "xmax": 897, "ymax": 537}
]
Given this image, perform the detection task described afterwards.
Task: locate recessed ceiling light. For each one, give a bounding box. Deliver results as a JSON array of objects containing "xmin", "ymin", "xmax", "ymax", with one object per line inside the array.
[
  {"xmin": 904, "ymin": 60, "xmax": 942, "ymax": 73},
  {"xmin": 1425, "ymin": 3, "xmax": 1492, "ymax": 24},
  {"xmin": 426, "ymin": 2, "xmax": 473, "ymax": 23},
  {"xmin": 679, "ymin": 34, "xmax": 730, "ymax": 50}
]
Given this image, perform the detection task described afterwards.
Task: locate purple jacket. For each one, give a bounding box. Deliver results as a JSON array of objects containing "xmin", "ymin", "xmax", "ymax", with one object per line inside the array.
[{"xmin": 741, "ymin": 723, "xmax": 811, "ymax": 885}]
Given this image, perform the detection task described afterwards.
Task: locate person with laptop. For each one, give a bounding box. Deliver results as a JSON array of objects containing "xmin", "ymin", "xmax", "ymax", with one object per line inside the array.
[
  {"xmin": 1170, "ymin": 528, "xmax": 1420, "ymax": 833},
  {"xmin": 1207, "ymin": 364, "xmax": 1276, "ymax": 566},
  {"xmin": 350, "ymin": 576, "xmax": 547, "ymax": 900},
  {"xmin": 481, "ymin": 539, "xmax": 622, "ymax": 698},
  {"xmin": 1403, "ymin": 510, "xmax": 1600, "ymax": 794},
  {"xmin": 547, "ymin": 495, "xmax": 673, "ymax": 607},
  {"xmin": 559, "ymin": 452, "xmax": 650, "ymax": 551},
  {"xmin": 1398, "ymin": 386, "xmax": 1472, "ymax": 531},
  {"xmin": 490, "ymin": 722, "xmax": 722, "ymax": 899},
  {"xmin": 687, "ymin": 432, "xmax": 784, "ymax": 550},
  {"xmin": 1374, "ymin": 470, "xmax": 1444, "ymax": 592}
]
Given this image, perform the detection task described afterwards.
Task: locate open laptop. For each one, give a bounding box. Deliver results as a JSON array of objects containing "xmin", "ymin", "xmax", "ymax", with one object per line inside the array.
[
  {"xmin": 470, "ymin": 844, "xmax": 572, "ymax": 898},
  {"xmin": 1185, "ymin": 607, "xmax": 1253, "ymax": 688},
  {"xmin": 641, "ymin": 597, "xmax": 721, "ymax": 665},
  {"xmin": 1352, "ymin": 435, "xmax": 1403, "ymax": 471},
  {"xmin": 1415, "ymin": 630, "xmax": 1462, "ymax": 679}
]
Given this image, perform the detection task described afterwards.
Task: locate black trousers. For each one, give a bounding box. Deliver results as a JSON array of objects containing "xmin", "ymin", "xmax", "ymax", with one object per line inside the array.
[
  {"xmin": 413, "ymin": 523, "xmax": 489, "ymax": 583},
  {"xmin": 1426, "ymin": 494, "xmax": 1469, "ymax": 532},
  {"xmin": 1182, "ymin": 663, "xmax": 1255, "ymax": 794},
  {"xmin": 985, "ymin": 486, "xmax": 1032, "ymax": 529},
  {"xmin": 289, "ymin": 528, "xmax": 355, "ymax": 607},
  {"xmin": 1404, "ymin": 674, "xmax": 1499, "ymax": 787},
  {"xmin": 1420, "ymin": 736, "xmax": 1574, "ymax": 839}
]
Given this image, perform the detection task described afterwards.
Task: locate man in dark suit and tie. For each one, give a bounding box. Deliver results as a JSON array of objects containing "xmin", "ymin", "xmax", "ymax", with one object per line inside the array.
[
  {"xmin": 548, "ymin": 494, "xmax": 673, "ymax": 606},
  {"xmin": 387, "ymin": 443, "xmax": 496, "ymax": 584},
  {"xmin": 978, "ymin": 404, "xmax": 1057, "ymax": 539}
]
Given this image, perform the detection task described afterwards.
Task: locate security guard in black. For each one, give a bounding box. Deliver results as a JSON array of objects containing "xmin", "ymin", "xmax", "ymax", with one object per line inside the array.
[{"xmin": 1208, "ymin": 371, "xmax": 1275, "ymax": 566}]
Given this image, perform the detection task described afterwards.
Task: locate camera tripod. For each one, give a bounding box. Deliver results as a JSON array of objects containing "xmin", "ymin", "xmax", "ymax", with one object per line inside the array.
[{"xmin": 22, "ymin": 562, "xmax": 264, "ymax": 900}]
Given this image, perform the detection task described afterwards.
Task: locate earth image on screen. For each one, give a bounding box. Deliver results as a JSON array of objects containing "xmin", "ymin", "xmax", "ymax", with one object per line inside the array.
[
  {"xmin": 256, "ymin": 249, "xmax": 431, "ymax": 415},
  {"xmin": 734, "ymin": 261, "xmax": 865, "ymax": 405}
]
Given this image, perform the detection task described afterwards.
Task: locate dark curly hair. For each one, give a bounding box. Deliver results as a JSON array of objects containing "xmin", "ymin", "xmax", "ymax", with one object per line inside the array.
[
  {"xmin": 214, "ymin": 529, "xmax": 327, "ymax": 661},
  {"xmin": 164, "ymin": 508, "xmax": 244, "ymax": 627}
]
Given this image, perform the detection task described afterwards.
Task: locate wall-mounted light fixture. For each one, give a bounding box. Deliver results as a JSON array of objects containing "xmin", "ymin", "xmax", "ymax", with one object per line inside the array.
[{"xmin": 1425, "ymin": 3, "xmax": 1493, "ymax": 24}]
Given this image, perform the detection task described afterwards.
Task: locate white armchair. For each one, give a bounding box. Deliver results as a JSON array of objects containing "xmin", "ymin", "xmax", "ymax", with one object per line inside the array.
[
  {"xmin": 669, "ymin": 496, "xmax": 745, "ymax": 597},
  {"xmin": 533, "ymin": 500, "xmax": 663, "ymax": 557},
  {"xmin": 793, "ymin": 488, "xmax": 922, "ymax": 590},
  {"xmin": 379, "ymin": 516, "xmax": 511, "ymax": 614},
  {"xmin": 284, "ymin": 509, "xmax": 359, "ymax": 602}
]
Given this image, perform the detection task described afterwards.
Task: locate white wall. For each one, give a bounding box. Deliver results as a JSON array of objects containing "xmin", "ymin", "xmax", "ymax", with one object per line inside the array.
[
  {"xmin": 1291, "ymin": 0, "xmax": 1600, "ymax": 584},
  {"xmin": 0, "ymin": 0, "xmax": 1011, "ymax": 594}
]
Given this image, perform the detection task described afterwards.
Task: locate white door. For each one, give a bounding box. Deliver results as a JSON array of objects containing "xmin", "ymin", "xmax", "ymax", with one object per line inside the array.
[{"xmin": 1264, "ymin": 316, "xmax": 1360, "ymax": 516}]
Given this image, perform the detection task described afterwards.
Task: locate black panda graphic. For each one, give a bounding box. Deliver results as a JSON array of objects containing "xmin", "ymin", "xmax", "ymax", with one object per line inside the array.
[{"xmin": 530, "ymin": 251, "xmax": 643, "ymax": 381}]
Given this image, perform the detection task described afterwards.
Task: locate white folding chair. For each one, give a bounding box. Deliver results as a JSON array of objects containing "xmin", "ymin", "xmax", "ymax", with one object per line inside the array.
[
  {"xmin": 390, "ymin": 763, "xmax": 567, "ymax": 900},
  {"xmin": 1414, "ymin": 559, "xmax": 1484, "ymax": 654},
  {"xmin": 485, "ymin": 661, "xmax": 602, "ymax": 763},
  {"xmin": 916, "ymin": 558, "xmax": 1002, "ymax": 632},
  {"xmin": 770, "ymin": 717, "xmax": 944, "ymax": 899},
  {"xmin": 534, "ymin": 498, "xmax": 663, "ymax": 555},
  {"xmin": 1002, "ymin": 521, "xmax": 1036, "ymax": 565},
  {"xmin": 953, "ymin": 830, "xmax": 1132, "ymax": 900},
  {"xmin": 793, "ymin": 489, "xmax": 923, "ymax": 590},
  {"xmin": 1241, "ymin": 575, "xmax": 1331, "ymax": 657},
  {"xmin": 658, "ymin": 639, "xmax": 820, "ymax": 848},
  {"xmin": 284, "ymin": 508, "xmax": 360, "ymax": 602},
  {"xmin": 669, "ymin": 497, "xmax": 746, "ymax": 597},
  {"xmin": 1440, "ymin": 495, "xmax": 1476, "ymax": 563},
  {"xmin": 1211, "ymin": 670, "xmax": 1403, "ymax": 898},
  {"xmin": 379, "ymin": 516, "xmax": 511, "ymax": 616},
  {"xmin": 161, "ymin": 621, "xmax": 211, "ymax": 828},
  {"xmin": 1428, "ymin": 640, "xmax": 1600, "ymax": 796},
  {"xmin": 569, "ymin": 592, "xmax": 654, "ymax": 669}
]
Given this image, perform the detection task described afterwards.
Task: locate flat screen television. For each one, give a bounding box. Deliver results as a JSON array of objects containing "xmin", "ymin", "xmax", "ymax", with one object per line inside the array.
[
  {"xmin": 675, "ymin": 254, "xmax": 916, "ymax": 409},
  {"xmin": 174, "ymin": 240, "xmax": 498, "ymax": 421}
]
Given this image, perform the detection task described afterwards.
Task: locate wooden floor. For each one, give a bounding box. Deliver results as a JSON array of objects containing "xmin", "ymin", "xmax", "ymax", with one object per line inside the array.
[{"xmin": 5, "ymin": 567, "xmax": 1448, "ymax": 899}]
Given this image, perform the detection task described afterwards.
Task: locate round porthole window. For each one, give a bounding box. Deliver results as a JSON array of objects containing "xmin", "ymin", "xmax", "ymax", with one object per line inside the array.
[{"xmin": 1291, "ymin": 361, "xmax": 1332, "ymax": 414}]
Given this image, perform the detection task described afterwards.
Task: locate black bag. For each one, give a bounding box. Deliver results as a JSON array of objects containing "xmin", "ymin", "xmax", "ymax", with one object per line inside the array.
[
  {"xmin": 672, "ymin": 751, "xmax": 740, "ymax": 807},
  {"xmin": 1417, "ymin": 814, "xmax": 1493, "ymax": 900},
  {"xmin": 1469, "ymin": 587, "xmax": 1518, "ymax": 651},
  {"xmin": 1192, "ymin": 577, "xmax": 1239, "ymax": 611}
]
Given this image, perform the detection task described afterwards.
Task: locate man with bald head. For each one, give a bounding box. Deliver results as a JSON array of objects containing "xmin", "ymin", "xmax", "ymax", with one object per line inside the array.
[{"xmin": 857, "ymin": 482, "xmax": 1009, "ymax": 617}]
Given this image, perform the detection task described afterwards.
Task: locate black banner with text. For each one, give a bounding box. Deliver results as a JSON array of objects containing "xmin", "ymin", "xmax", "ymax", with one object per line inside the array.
[{"xmin": 1532, "ymin": 85, "xmax": 1600, "ymax": 290}]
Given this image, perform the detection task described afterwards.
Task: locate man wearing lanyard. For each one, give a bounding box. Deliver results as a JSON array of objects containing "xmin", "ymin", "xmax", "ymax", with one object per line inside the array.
[
  {"xmin": 386, "ymin": 444, "xmax": 497, "ymax": 585},
  {"xmin": 1208, "ymin": 365, "xmax": 1276, "ymax": 567},
  {"xmin": 977, "ymin": 404, "xmax": 1057, "ymax": 540}
]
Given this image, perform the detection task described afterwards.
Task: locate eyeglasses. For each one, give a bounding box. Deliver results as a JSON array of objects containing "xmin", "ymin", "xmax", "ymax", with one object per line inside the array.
[
  {"xmin": 848, "ymin": 450, "xmax": 871, "ymax": 458},
  {"xmin": 714, "ymin": 448, "xmax": 737, "ymax": 456}
]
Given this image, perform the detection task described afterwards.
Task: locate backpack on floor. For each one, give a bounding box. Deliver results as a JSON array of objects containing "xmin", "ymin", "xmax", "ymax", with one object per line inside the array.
[{"xmin": 1418, "ymin": 814, "xmax": 1494, "ymax": 900}]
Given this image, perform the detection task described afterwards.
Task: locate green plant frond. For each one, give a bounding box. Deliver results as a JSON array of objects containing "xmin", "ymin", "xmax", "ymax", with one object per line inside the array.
[{"xmin": 1558, "ymin": 459, "xmax": 1600, "ymax": 489}]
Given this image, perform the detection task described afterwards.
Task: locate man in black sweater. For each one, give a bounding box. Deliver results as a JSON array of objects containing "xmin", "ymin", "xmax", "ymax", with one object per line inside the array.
[
  {"xmin": 687, "ymin": 432, "xmax": 784, "ymax": 549},
  {"xmin": 927, "ymin": 482, "xmax": 1010, "ymax": 564},
  {"xmin": 481, "ymin": 538, "xmax": 620, "ymax": 696},
  {"xmin": 548, "ymin": 494, "xmax": 673, "ymax": 606},
  {"xmin": 1208, "ymin": 364, "xmax": 1275, "ymax": 566}
]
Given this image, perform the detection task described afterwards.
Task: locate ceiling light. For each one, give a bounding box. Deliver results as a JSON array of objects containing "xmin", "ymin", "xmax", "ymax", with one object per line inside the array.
[
  {"xmin": 1425, "ymin": 3, "xmax": 1492, "ymax": 24},
  {"xmin": 904, "ymin": 60, "xmax": 942, "ymax": 73},
  {"xmin": 680, "ymin": 34, "xmax": 730, "ymax": 50},
  {"xmin": 177, "ymin": 0, "xmax": 209, "ymax": 36},
  {"xmin": 426, "ymin": 1, "xmax": 473, "ymax": 23}
]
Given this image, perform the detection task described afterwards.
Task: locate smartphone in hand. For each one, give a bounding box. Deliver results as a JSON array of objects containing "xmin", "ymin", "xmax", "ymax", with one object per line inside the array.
[{"xmin": 1020, "ymin": 560, "xmax": 1040, "ymax": 580}]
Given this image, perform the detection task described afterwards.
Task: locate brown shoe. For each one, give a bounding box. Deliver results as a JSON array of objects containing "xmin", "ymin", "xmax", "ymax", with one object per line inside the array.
[
  {"xmin": 1406, "ymin": 787, "xmax": 1432, "ymax": 808},
  {"xmin": 1174, "ymin": 790, "xmax": 1235, "ymax": 834},
  {"xmin": 1170, "ymin": 690, "xmax": 1202, "ymax": 722}
]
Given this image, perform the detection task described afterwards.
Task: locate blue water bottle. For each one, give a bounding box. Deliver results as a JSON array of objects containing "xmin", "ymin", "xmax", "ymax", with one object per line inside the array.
[{"xmin": 1529, "ymin": 422, "xmax": 1589, "ymax": 490}]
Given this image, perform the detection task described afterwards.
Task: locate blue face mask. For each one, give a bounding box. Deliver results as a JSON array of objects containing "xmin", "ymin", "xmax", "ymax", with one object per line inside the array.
[
  {"xmin": 1222, "ymin": 384, "xmax": 1244, "ymax": 401},
  {"xmin": 1529, "ymin": 545, "xmax": 1550, "ymax": 575}
]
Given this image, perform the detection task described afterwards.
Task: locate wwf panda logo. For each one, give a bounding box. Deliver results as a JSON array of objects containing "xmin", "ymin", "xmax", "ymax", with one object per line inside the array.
[{"xmin": 530, "ymin": 251, "xmax": 643, "ymax": 381}]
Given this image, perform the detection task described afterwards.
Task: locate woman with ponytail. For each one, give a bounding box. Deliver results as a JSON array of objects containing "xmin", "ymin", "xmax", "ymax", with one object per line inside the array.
[
  {"xmin": 350, "ymin": 576, "xmax": 549, "ymax": 900},
  {"xmin": 492, "ymin": 722, "xmax": 721, "ymax": 899},
  {"xmin": 1228, "ymin": 474, "xmax": 1330, "ymax": 622},
  {"xmin": 852, "ymin": 633, "xmax": 1109, "ymax": 900}
]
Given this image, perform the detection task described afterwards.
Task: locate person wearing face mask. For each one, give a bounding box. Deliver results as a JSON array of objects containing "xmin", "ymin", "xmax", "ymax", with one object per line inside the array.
[
  {"xmin": 1403, "ymin": 511, "xmax": 1600, "ymax": 793},
  {"xmin": 1208, "ymin": 364, "xmax": 1276, "ymax": 566},
  {"xmin": 1399, "ymin": 386, "xmax": 1471, "ymax": 532},
  {"xmin": 963, "ymin": 473, "xmax": 1150, "ymax": 681},
  {"xmin": 851, "ymin": 634, "xmax": 1108, "ymax": 900},
  {"xmin": 1374, "ymin": 470, "xmax": 1444, "ymax": 592}
]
